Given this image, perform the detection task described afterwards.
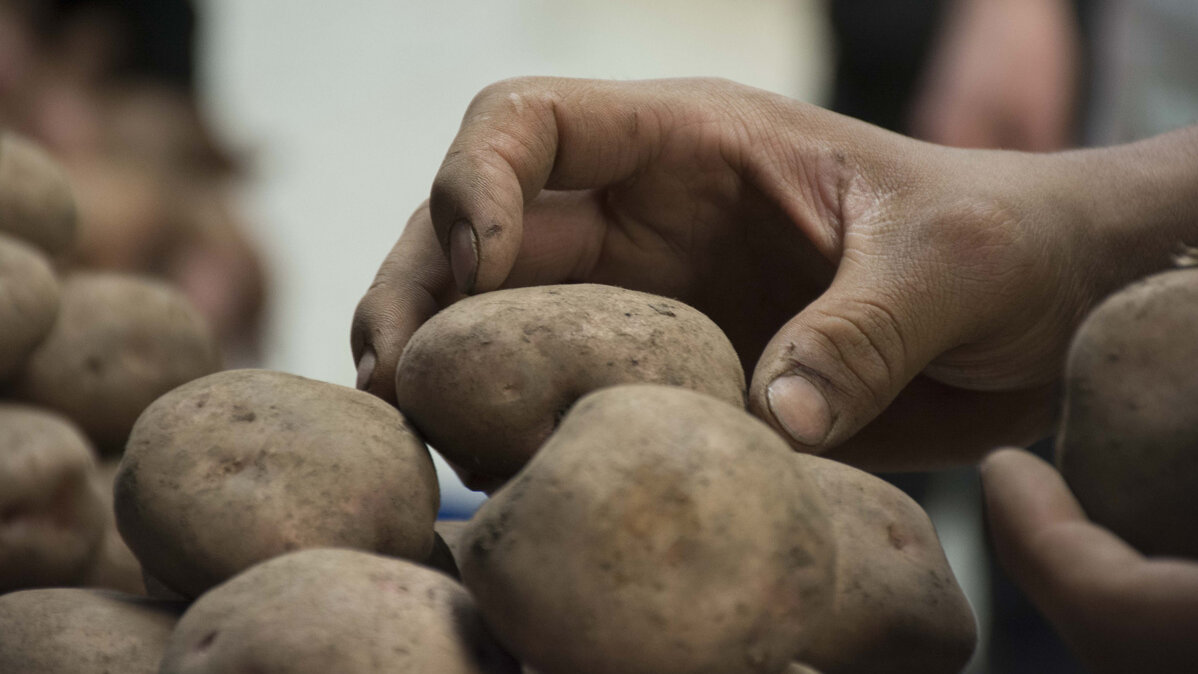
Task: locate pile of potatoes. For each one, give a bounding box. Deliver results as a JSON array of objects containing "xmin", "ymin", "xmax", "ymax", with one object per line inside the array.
[
  {"xmin": 5, "ymin": 230, "xmax": 984, "ymax": 674},
  {"xmin": 0, "ymin": 133, "xmax": 221, "ymax": 599}
]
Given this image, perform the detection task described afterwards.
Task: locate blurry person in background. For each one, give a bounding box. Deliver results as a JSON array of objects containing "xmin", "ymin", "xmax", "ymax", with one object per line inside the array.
[
  {"xmin": 0, "ymin": 0, "xmax": 266, "ymax": 364},
  {"xmin": 832, "ymin": 0, "xmax": 1089, "ymax": 152}
]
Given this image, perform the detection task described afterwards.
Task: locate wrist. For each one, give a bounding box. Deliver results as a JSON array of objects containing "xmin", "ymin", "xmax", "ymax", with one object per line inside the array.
[{"xmin": 1047, "ymin": 126, "xmax": 1198, "ymax": 292}]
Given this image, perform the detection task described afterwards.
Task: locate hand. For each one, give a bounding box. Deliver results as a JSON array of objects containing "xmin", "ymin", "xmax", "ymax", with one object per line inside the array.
[
  {"xmin": 910, "ymin": 0, "xmax": 1080, "ymax": 150},
  {"xmin": 352, "ymin": 77, "xmax": 1169, "ymax": 470},
  {"xmin": 982, "ymin": 449, "xmax": 1198, "ymax": 672}
]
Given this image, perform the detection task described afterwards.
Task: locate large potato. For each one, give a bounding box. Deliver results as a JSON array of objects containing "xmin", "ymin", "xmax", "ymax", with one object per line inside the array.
[
  {"xmin": 0, "ymin": 234, "xmax": 58, "ymax": 381},
  {"xmin": 397, "ymin": 284, "xmax": 745, "ymax": 491},
  {"xmin": 10, "ymin": 272, "xmax": 220, "ymax": 454},
  {"xmin": 796, "ymin": 459, "xmax": 976, "ymax": 674},
  {"xmin": 160, "ymin": 548, "xmax": 520, "ymax": 674},
  {"xmin": 460, "ymin": 385, "xmax": 835, "ymax": 674},
  {"xmin": 1057, "ymin": 266, "xmax": 1198, "ymax": 557},
  {"xmin": 0, "ymin": 588, "xmax": 181, "ymax": 673},
  {"xmin": 115, "ymin": 369, "xmax": 440, "ymax": 598},
  {"xmin": 0, "ymin": 405, "xmax": 106, "ymax": 593},
  {"xmin": 0, "ymin": 133, "xmax": 76, "ymax": 255}
]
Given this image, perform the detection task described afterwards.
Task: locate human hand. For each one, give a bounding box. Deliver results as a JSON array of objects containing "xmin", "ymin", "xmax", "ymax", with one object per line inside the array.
[
  {"xmin": 352, "ymin": 78, "xmax": 1177, "ymax": 470},
  {"xmin": 910, "ymin": 0, "xmax": 1080, "ymax": 150},
  {"xmin": 982, "ymin": 448, "xmax": 1198, "ymax": 672}
]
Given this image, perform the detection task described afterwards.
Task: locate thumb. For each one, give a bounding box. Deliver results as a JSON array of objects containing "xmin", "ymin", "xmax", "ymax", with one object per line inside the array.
[{"xmin": 749, "ymin": 274, "xmax": 944, "ymax": 453}]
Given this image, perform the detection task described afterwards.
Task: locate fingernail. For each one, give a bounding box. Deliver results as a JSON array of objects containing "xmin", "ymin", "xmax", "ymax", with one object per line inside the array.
[
  {"xmin": 355, "ymin": 347, "xmax": 377, "ymax": 391},
  {"xmin": 767, "ymin": 375, "xmax": 832, "ymax": 447},
  {"xmin": 449, "ymin": 219, "xmax": 478, "ymax": 294}
]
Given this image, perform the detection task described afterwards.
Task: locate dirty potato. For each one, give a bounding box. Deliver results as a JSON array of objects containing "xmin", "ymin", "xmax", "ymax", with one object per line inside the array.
[
  {"xmin": 159, "ymin": 548, "xmax": 519, "ymax": 674},
  {"xmin": 0, "ymin": 405, "xmax": 106, "ymax": 593},
  {"xmin": 0, "ymin": 588, "xmax": 181, "ymax": 673},
  {"xmin": 0, "ymin": 133, "xmax": 76, "ymax": 255},
  {"xmin": 0, "ymin": 234, "xmax": 58, "ymax": 381},
  {"xmin": 397, "ymin": 284, "xmax": 745, "ymax": 492},
  {"xmin": 460, "ymin": 385, "xmax": 835, "ymax": 674},
  {"xmin": 10, "ymin": 272, "xmax": 220, "ymax": 454},
  {"xmin": 1057, "ymin": 266, "xmax": 1198, "ymax": 557},
  {"xmin": 115, "ymin": 369, "xmax": 440, "ymax": 598},
  {"xmin": 796, "ymin": 459, "xmax": 976, "ymax": 674}
]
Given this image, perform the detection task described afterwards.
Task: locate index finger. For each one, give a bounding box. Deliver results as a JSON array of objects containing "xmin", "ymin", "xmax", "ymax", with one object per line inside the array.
[
  {"xmin": 981, "ymin": 448, "xmax": 1198, "ymax": 672},
  {"xmin": 429, "ymin": 77, "xmax": 683, "ymax": 294},
  {"xmin": 351, "ymin": 203, "xmax": 458, "ymax": 403}
]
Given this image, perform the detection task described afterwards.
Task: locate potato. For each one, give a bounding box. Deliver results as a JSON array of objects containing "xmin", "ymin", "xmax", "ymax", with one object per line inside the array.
[
  {"xmin": 160, "ymin": 548, "xmax": 520, "ymax": 674},
  {"xmin": 0, "ymin": 405, "xmax": 106, "ymax": 593},
  {"xmin": 397, "ymin": 284, "xmax": 746, "ymax": 492},
  {"xmin": 80, "ymin": 458, "xmax": 145, "ymax": 595},
  {"xmin": 10, "ymin": 272, "xmax": 220, "ymax": 454},
  {"xmin": 425, "ymin": 520, "xmax": 470, "ymax": 580},
  {"xmin": 795, "ymin": 458, "xmax": 976, "ymax": 674},
  {"xmin": 0, "ymin": 588, "xmax": 181, "ymax": 673},
  {"xmin": 1056, "ymin": 266, "xmax": 1198, "ymax": 557},
  {"xmin": 115, "ymin": 369, "xmax": 440, "ymax": 598},
  {"xmin": 459, "ymin": 385, "xmax": 835, "ymax": 674},
  {"xmin": 436, "ymin": 519, "xmax": 469, "ymax": 562},
  {"xmin": 0, "ymin": 133, "xmax": 77, "ymax": 255},
  {"xmin": 0, "ymin": 234, "xmax": 58, "ymax": 381}
]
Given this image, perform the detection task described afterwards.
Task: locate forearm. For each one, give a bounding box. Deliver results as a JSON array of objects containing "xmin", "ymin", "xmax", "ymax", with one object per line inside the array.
[{"xmin": 1055, "ymin": 125, "xmax": 1198, "ymax": 285}]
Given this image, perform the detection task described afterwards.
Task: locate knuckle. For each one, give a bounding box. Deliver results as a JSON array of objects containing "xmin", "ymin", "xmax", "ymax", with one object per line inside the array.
[{"xmin": 810, "ymin": 299, "xmax": 908, "ymax": 411}]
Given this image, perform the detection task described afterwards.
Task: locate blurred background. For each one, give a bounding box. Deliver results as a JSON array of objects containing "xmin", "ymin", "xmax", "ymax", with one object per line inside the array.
[{"xmin": 2, "ymin": 0, "xmax": 1195, "ymax": 671}]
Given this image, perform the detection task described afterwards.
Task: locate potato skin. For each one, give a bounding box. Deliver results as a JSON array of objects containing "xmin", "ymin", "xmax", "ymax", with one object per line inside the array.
[
  {"xmin": 1057, "ymin": 267, "xmax": 1198, "ymax": 557},
  {"xmin": 115, "ymin": 369, "xmax": 440, "ymax": 598},
  {"xmin": 0, "ymin": 588, "xmax": 182, "ymax": 673},
  {"xmin": 80, "ymin": 458, "xmax": 146, "ymax": 595},
  {"xmin": 0, "ymin": 405, "xmax": 106, "ymax": 593},
  {"xmin": 460, "ymin": 385, "xmax": 835, "ymax": 674},
  {"xmin": 0, "ymin": 133, "xmax": 76, "ymax": 255},
  {"xmin": 159, "ymin": 548, "xmax": 520, "ymax": 674},
  {"xmin": 11, "ymin": 272, "xmax": 221, "ymax": 454},
  {"xmin": 796, "ymin": 459, "xmax": 976, "ymax": 674},
  {"xmin": 0, "ymin": 234, "xmax": 58, "ymax": 381},
  {"xmin": 397, "ymin": 284, "xmax": 746, "ymax": 491}
]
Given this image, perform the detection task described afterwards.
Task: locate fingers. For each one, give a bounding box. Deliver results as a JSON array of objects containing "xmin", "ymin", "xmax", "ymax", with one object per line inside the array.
[
  {"xmin": 981, "ymin": 448, "xmax": 1198, "ymax": 673},
  {"xmin": 352, "ymin": 192, "xmax": 609, "ymax": 402},
  {"xmin": 351, "ymin": 204, "xmax": 458, "ymax": 403},
  {"xmin": 429, "ymin": 77, "xmax": 677, "ymax": 294},
  {"xmin": 748, "ymin": 256, "xmax": 952, "ymax": 453},
  {"xmin": 980, "ymin": 448, "xmax": 1105, "ymax": 589}
]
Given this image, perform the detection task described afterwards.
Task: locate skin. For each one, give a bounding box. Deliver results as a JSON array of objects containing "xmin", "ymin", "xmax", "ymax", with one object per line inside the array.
[
  {"xmin": 160, "ymin": 548, "xmax": 520, "ymax": 674},
  {"xmin": 353, "ymin": 77, "xmax": 1198, "ymax": 471},
  {"xmin": 0, "ymin": 405, "xmax": 106, "ymax": 593},
  {"xmin": 910, "ymin": 0, "xmax": 1080, "ymax": 150},
  {"xmin": 0, "ymin": 588, "xmax": 182, "ymax": 673},
  {"xmin": 460, "ymin": 385, "xmax": 835, "ymax": 674},
  {"xmin": 115, "ymin": 369, "xmax": 440, "ymax": 599},
  {"xmin": 982, "ymin": 449, "xmax": 1198, "ymax": 673},
  {"xmin": 796, "ymin": 458, "xmax": 975, "ymax": 674},
  {"xmin": 0, "ymin": 132, "xmax": 76, "ymax": 255},
  {"xmin": 1055, "ymin": 267, "xmax": 1198, "ymax": 557},
  {"xmin": 9, "ymin": 271, "xmax": 221, "ymax": 454},
  {"xmin": 0, "ymin": 233, "xmax": 58, "ymax": 381},
  {"xmin": 396, "ymin": 283, "xmax": 745, "ymax": 491}
]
